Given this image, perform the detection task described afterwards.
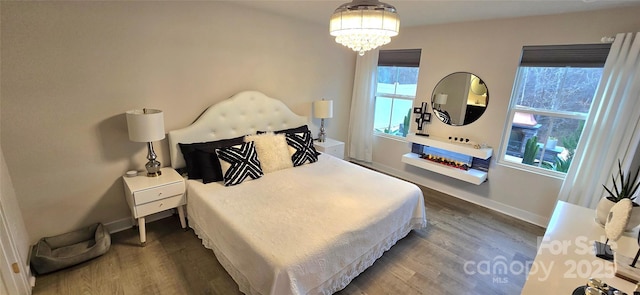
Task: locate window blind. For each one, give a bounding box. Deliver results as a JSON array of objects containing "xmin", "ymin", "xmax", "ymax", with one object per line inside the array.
[
  {"xmin": 378, "ymin": 49, "xmax": 422, "ymax": 67},
  {"xmin": 520, "ymin": 44, "xmax": 612, "ymax": 67}
]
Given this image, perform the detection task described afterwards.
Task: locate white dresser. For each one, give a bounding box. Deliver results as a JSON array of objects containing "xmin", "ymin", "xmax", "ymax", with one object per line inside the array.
[{"xmin": 522, "ymin": 201, "xmax": 639, "ymax": 294}]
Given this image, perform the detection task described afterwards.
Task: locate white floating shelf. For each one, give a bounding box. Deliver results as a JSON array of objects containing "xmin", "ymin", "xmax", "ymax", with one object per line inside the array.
[
  {"xmin": 406, "ymin": 134, "xmax": 492, "ymax": 159},
  {"xmin": 402, "ymin": 153, "xmax": 488, "ymax": 185}
]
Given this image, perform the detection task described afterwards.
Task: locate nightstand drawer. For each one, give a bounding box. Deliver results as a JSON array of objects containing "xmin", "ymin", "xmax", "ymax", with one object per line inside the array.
[
  {"xmin": 322, "ymin": 145, "xmax": 344, "ymax": 158},
  {"xmin": 314, "ymin": 138, "xmax": 345, "ymax": 159},
  {"xmin": 133, "ymin": 181, "xmax": 185, "ymax": 205},
  {"xmin": 135, "ymin": 194, "xmax": 186, "ymax": 217}
]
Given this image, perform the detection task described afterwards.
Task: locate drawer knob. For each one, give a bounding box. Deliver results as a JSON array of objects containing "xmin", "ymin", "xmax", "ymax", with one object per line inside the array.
[
  {"xmin": 157, "ymin": 192, "xmax": 163, "ymax": 196},
  {"xmin": 159, "ymin": 203, "xmax": 163, "ymax": 207}
]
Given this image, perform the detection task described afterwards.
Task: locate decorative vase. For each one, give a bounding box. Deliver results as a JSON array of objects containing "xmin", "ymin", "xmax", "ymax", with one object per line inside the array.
[{"xmin": 596, "ymin": 197, "xmax": 616, "ymax": 226}]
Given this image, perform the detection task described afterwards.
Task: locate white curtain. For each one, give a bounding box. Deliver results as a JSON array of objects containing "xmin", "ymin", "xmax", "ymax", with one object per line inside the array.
[
  {"xmin": 348, "ymin": 49, "xmax": 379, "ymax": 162},
  {"xmin": 558, "ymin": 32, "xmax": 640, "ymax": 208}
]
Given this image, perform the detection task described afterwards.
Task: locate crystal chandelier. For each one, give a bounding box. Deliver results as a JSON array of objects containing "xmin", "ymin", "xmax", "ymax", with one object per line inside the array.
[{"xmin": 329, "ymin": 0, "xmax": 400, "ymax": 56}]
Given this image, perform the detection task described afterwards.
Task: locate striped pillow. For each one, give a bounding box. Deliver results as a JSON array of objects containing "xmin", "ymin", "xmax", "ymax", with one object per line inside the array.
[{"xmin": 215, "ymin": 141, "xmax": 264, "ymax": 186}]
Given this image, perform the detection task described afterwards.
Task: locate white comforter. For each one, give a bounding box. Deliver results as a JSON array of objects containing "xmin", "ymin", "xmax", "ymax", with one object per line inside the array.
[{"xmin": 186, "ymin": 155, "xmax": 427, "ymax": 295}]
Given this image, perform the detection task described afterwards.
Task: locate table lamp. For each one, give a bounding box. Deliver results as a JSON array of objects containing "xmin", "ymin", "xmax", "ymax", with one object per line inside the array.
[
  {"xmin": 126, "ymin": 108, "xmax": 165, "ymax": 177},
  {"xmin": 313, "ymin": 99, "xmax": 333, "ymax": 142}
]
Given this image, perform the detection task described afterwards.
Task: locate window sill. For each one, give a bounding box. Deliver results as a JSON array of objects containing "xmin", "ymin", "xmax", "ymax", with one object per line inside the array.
[
  {"xmin": 497, "ymin": 158, "xmax": 566, "ymax": 180},
  {"xmin": 374, "ymin": 133, "xmax": 408, "ymax": 143}
]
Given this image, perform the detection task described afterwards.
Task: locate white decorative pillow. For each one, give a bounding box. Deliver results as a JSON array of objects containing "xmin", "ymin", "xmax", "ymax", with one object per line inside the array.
[
  {"xmin": 244, "ymin": 133, "xmax": 293, "ymax": 173},
  {"xmin": 215, "ymin": 141, "xmax": 264, "ymax": 186}
]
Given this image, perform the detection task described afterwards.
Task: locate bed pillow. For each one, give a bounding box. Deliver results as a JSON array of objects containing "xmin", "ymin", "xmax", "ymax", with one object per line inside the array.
[
  {"xmin": 257, "ymin": 125, "xmax": 309, "ymax": 135},
  {"xmin": 273, "ymin": 125, "xmax": 309, "ymax": 134},
  {"xmin": 179, "ymin": 136, "xmax": 245, "ymax": 180},
  {"xmin": 244, "ymin": 133, "xmax": 293, "ymax": 174},
  {"xmin": 215, "ymin": 141, "xmax": 264, "ymax": 186},
  {"xmin": 285, "ymin": 131, "xmax": 319, "ymax": 167},
  {"xmin": 193, "ymin": 150, "xmax": 221, "ymax": 184}
]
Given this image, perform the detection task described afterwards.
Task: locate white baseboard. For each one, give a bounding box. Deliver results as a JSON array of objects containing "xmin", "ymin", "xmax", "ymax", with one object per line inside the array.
[
  {"xmin": 354, "ymin": 160, "xmax": 549, "ymax": 228},
  {"xmin": 104, "ymin": 209, "xmax": 176, "ymax": 234}
]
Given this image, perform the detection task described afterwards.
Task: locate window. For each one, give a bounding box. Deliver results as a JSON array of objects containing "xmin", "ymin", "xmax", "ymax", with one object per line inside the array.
[
  {"xmin": 374, "ymin": 49, "xmax": 421, "ymax": 138},
  {"xmin": 499, "ymin": 44, "xmax": 611, "ymax": 176}
]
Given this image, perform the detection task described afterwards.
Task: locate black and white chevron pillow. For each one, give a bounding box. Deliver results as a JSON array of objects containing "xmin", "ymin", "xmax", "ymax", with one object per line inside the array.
[
  {"xmin": 215, "ymin": 141, "xmax": 264, "ymax": 186},
  {"xmin": 285, "ymin": 131, "xmax": 318, "ymax": 167}
]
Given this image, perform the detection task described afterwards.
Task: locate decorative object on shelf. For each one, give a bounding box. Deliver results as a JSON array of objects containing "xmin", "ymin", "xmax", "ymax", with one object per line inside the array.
[
  {"xmin": 432, "ymin": 72, "xmax": 489, "ymax": 126},
  {"xmin": 329, "ymin": 0, "xmax": 399, "ymax": 56},
  {"xmin": 126, "ymin": 108, "xmax": 165, "ymax": 177},
  {"xmin": 448, "ymin": 136, "xmax": 470, "ymax": 143},
  {"xmin": 447, "ymin": 136, "xmax": 487, "ymax": 149},
  {"xmin": 595, "ymin": 198, "xmax": 633, "ymax": 261},
  {"xmin": 313, "ymin": 99, "xmax": 333, "ymax": 142},
  {"xmin": 596, "ymin": 160, "xmax": 640, "ymax": 229},
  {"xmin": 412, "ymin": 102, "xmax": 430, "ymax": 135}
]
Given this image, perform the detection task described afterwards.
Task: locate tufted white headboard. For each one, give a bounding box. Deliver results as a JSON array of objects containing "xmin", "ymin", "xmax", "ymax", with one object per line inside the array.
[{"xmin": 168, "ymin": 90, "xmax": 309, "ymax": 169}]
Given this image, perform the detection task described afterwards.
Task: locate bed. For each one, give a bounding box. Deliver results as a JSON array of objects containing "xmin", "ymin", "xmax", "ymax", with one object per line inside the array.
[{"xmin": 168, "ymin": 90, "xmax": 427, "ymax": 295}]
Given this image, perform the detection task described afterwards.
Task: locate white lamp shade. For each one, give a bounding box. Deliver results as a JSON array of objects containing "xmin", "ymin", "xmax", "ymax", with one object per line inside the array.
[
  {"xmin": 126, "ymin": 109, "xmax": 165, "ymax": 142},
  {"xmin": 434, "ymin": 93, "xmax": 448, "ymax": 105},
  {"xmin": 313, "ymin": 100, "xmax": 334, "ymax": 119}
]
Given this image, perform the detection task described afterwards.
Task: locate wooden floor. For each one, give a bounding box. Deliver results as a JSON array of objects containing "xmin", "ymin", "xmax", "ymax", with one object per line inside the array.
[{"xmin": 32, "ymin": 185, "xmax": 545, "ymax": 295}]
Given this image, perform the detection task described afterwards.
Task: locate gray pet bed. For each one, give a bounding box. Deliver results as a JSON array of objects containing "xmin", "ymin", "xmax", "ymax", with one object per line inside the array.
[{"xmin": 30, "ymin": 223, "xmax": 111, "ymax": 275}]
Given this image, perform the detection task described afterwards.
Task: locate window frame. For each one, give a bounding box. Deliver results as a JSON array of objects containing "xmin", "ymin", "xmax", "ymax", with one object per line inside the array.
[
  {"xmin": 374, "ymin": 85, "xmax": 416, "ymax": 140},
  {"xmin": 498, "ymin": 108, "xmax": 588, "ymax": 179},
  {"xmin": 373, "ymin": 48, "xmax": 422, "ymax": 140},
  {"xmin": 497, "ymin": 43, "xmax": 610, "ymax": 178}
]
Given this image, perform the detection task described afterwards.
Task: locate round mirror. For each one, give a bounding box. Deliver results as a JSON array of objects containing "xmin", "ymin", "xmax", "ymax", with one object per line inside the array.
[{"xmin": 432, "ymin": 72, "xmax": 489, "ymax": 126}]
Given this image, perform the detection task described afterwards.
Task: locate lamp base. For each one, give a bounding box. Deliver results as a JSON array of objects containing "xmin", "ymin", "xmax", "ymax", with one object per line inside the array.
[
  {"xmin": 145, "ymin": 142, "xmax": 162, "ymax": 177},
  {"xmin": 318, "ymin": 118, "xmax": 327, "ymax": 142},
  {"xmin": 146, "ymin": 171, "xmax": 162, "ymax": 177},
  {"xmin": 145, "ymin": 160, "xmax": 162, "ymax": 177}
]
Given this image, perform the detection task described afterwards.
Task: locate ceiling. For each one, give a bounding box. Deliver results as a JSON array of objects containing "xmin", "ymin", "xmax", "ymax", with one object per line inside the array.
[{"xmin": 232, "ymin": 0, "xmax": 640, "ymax": 28}]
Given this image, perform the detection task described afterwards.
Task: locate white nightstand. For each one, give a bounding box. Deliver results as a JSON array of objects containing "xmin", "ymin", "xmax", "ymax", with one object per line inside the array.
[
  {"xmin": 314, "ymin": 138, "xmax": 345, "ymax": 159},
  {"xmin": 122, "ymin": 167, "xmax": 186, "ymax": 246}
]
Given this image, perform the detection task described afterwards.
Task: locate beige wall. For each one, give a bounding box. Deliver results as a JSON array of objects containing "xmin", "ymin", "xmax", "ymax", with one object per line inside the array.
[
  {"xmin": 370, "ymin": 6, "xmax": 640, "ymax": 226},
  {"xmin": 1, "ymin": 1, "xmax": 355, "ymax": 242}
]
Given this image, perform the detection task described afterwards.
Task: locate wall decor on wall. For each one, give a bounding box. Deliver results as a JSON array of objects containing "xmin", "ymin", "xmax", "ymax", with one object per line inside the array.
[{"xmin": 413, "ymin": 102, "xmax": 431, "ymax": 136}]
